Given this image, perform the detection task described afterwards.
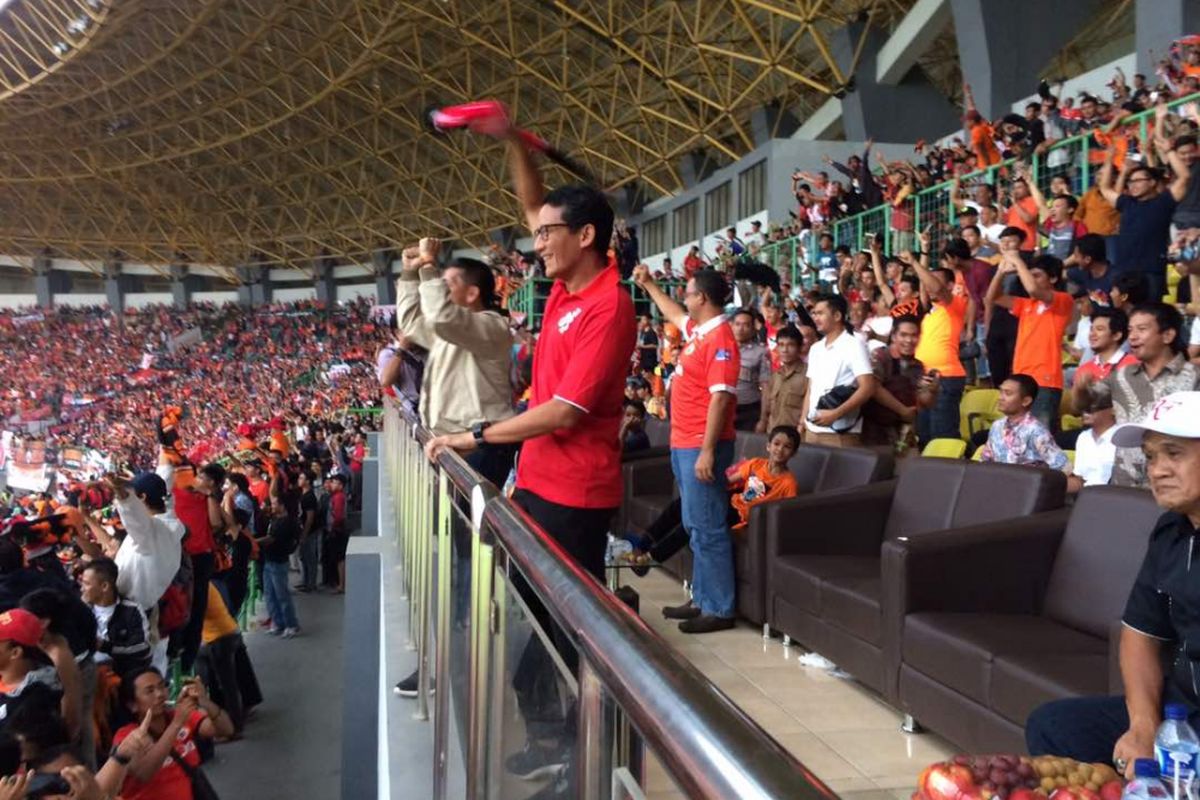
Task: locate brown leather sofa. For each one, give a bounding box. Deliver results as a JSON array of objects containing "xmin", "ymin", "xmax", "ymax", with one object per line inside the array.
[
  {"xmin": 621, "ymin": 430, "xmax": 894, "ymax": 622},
  {"xmin": 765, "ymin": 459, "xmax": 1067, "ymax": 701},
  {"xmin": 885, "ymin": 485, "xmax": 1162, "ymax": 753}
]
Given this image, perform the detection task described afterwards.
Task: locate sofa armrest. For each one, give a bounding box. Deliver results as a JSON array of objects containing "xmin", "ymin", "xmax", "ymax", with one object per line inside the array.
[
  {"xmin": 624, "ymin": 455, "xmax": 674, "ymax": 498},
  {"xmin": 882, "ymin": 508, "xmax": 1070, "ymax": 617},
  {"xmin": 1107, "ymin": 620, "xmax": 1124, "ymax": 695},
  {"xmin": 621, "ymin": 446, "xmax": 670, "ymax": 464},
  {"xmin": 765, "ymin": 480, "xmax": 896, "ymax": 559}
]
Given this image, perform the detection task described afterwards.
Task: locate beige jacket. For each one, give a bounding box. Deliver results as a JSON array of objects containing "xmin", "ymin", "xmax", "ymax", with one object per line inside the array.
[{"xmin": 396, "ymin": 267, "xmax": 515, "ymax": 435}]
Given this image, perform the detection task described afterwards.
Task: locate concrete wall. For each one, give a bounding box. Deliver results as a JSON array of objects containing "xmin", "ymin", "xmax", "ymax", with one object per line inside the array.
[
  {"xmin": 52, "ymin": 293, "xmax": 108, "ymax": 307},
  {"xmin": 125, "ymin": 292, "xmax": 175, "ymax": 309},
  {"xmin": 273, "ymin": 286, "xmax": 318, "ymax": 303},
  {"xmin": 336, "ymin": 283, "xmax": 377, "ymax": 303},
  {"xmin": 192, "ymin": 290, "xmax": 239, "ymax": 304}
]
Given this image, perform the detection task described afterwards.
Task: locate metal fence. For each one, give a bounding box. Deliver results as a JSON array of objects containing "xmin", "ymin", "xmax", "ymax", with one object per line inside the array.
[{"xmin": 381, "ymin": 398, "xmax": 829, "ymax": 800}]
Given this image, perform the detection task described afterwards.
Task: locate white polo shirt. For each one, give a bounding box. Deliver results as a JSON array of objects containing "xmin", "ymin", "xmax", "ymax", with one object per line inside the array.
[
  {"xmin": 804, "ymin": 328, "xmax": 873, "ymax": 435},
  {"xmin": 1073, "ymin": 425, "xmax": 1117, "ymax": 487}
]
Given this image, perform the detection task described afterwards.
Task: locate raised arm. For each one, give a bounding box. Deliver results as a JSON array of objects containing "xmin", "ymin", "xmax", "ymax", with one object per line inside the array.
[
  {"xmin": 912, "ymin": 231, "xmax": 951, "ymax": 304},
  {"xmin": 507, "ymin": 131, "xmax": 545, "ymax": 233},
  {"xmin": 1018, "ymin": 164, "xmax": 1052, "ymax": 217},
  {"xmin": 869, "ymin": 238, "xmax": 895, "ymax": 306},
  {"xmin": 1166, "ymin": 147, "xmax": 1191, "ymax": 202},
  {"xmin": 986, "ymin": 256, "xmax": 1017, "ymax": 310},
  {"xmin": 631, "ymin": 265, "xmax": 688, "ymax": 330},
  {"xmin": 1098, "ymin": 145, "xmax": 1124, "ymax": 206}
]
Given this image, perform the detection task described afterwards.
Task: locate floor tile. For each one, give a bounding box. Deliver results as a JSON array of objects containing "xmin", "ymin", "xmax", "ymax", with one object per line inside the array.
[
  {"xmin": 768, "ymin": 732, "xmax": 867, "ymax": 781},
  {"xmin": 818, "ymin": 728, "xmax": 956, "ymax": 780}
]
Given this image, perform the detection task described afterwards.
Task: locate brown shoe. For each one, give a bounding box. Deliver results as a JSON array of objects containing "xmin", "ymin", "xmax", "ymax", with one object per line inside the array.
[
  {"xmin": 662, "ymin": 601, "xmax": 700, "ymax": 620},
  {"xmin": 678, "ymin": 615, "xmax": 736, "ymax": 634}
]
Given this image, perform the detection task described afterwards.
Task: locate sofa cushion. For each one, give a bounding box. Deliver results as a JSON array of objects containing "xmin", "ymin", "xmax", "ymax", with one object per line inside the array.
[
  {"xmin": 626, "ymin": 494, "xmax": 673, "ymax": 533},
  {"xmin": 822, "ymin": 576, "xmax": 882, "ymax": 644},
  {"xmin": 1042, "ymin": 486, "xmax": 1163, "ymax": 639},
  {"xmin": 770, "ymin": 555, "xmax": 879, "ymax": 616},
  {"xmin": 989, "ymin": 652, "xmax": 1109, "ymax": 726},
  {"xmin": 903, "ymin": 613, "xmax": 1106, "ymax": 702}
]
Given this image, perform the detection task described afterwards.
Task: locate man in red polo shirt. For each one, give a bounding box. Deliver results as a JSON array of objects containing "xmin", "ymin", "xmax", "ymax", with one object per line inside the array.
[
  {"xmin": 426, "ymin": 120, "xmax": 635, "ymax": 780},
  {"xmin": 633, "ymin": 265, "xmax": 739, "ymax": 633}
]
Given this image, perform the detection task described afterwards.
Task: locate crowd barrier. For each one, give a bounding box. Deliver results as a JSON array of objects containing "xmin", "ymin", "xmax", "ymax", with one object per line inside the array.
[
  {"xmin": 380, "ymin": 398, "xmax": 827, "ymax": 799},
  {"xmin": 508, "ymin": 278, "xmax": 685, "ymax": 330}
]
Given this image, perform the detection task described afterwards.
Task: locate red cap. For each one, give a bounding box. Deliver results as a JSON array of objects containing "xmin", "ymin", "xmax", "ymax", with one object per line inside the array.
[{"xmin": 0, "ymin": 609, "xmax": 42, "ymax": 648}]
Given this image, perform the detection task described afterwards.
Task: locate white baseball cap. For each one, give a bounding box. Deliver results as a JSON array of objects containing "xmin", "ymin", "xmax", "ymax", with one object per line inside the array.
[{"xmin": 1111, "ymin": 392, "xmax": 1200, "ymax": 447}]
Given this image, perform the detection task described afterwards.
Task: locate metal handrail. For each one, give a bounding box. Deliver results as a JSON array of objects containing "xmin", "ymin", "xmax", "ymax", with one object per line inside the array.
[
  {"xmin": 389, "ymin": 400, "xmax": 830, "ymax": 800},
  {"xmin": 485, "ymin": 498, "xmax": 832, "ymax": 800}
]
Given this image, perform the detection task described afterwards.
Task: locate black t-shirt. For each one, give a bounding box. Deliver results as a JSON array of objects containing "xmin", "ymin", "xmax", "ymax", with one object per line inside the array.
[
  {"xmin": 300, "ymin": 490, "xmax": 322, "ymax": 532},
  {"xmin": 261, "ymin": 516, "xmax": 299, "ymax": 563},
  {"xmin": 1124, "ymin": 512, "xmax": 1200, "ymax": 709},
  {"xmin": 637, "ymin": 329, "xmax": 659, "ymax": 370},
  {"xmin": 1115, "ymin": 191, "xmax": 1178, "ymax": 277}
]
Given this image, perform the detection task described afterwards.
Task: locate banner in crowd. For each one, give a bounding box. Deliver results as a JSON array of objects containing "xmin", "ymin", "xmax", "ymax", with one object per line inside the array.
[
  {"xmin": 167, "ymin": 327, "xmax": 203, "ymax": 353},
  {"xmin": 10, "ymin": 312, "xmax": 44, "ymax": 328},
  {"xmin": 7, "ymin": 462, "xmax": 50, "ymax": 492}
]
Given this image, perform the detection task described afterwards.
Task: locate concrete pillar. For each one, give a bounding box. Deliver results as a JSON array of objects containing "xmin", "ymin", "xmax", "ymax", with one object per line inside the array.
[
  {"xmin": 1136, "ymin": 0, "xmax": 1200, "ymax": 76},
  {"xmin": 33, "ymin": 255, "xmax": 53, "ymax": 309},
  {"xmin": 235, "ymin": 266, "xmax": 270, "ymax": 306},
  {"xmin": 104, "ymin": 260, "xmax": 124, "ymax": 313},
  {"xmin": 750, "ymin": 102, "xmax": 800, "ymax": 145},
  {"xmin": 370, "ymin": 250, "xmax": 394, "ymax": 305},
  {"xmin": 170, "ymin": 264, "xmax": 189, "ymax": 309},
  {"xmin": 676, "ymin": 149, "xmax": 718, "ymax": 189},
  {"xmin": 951, "ymin": 0, "xmax": 1103, "ymax": 119},
  {"xmin": 360, "ymin": 455, "xmax": 379, "ymax": 536},
  {"xmin": 830, "ymin": 21, "xmax": 960, "ymax": 141},
  {"xmin": 314, "ymin": 257, "xmax": 336, "ymax": 307}
]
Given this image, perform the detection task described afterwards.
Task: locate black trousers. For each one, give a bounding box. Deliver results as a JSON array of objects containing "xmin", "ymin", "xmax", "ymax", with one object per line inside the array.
[
  {"xmin": 986, "ymin": 311, "xmax": 1018, "ymax": 386},
  {"xmin": 734, "ymin": 402, "xmax": 761, "ymax": 432},
  {"xmin": 214, "ymin": 535, "xmax": 253, "ymax": 619},
  {"xmin": 510, "ymin": 488, "xmax": 614, "ymax": 742},
  {"xmin": 173, "ymin": 551, "xmax": 214, "ymax": 673},
  {"xmin": 636, "ymin": 497, "xmax": 738, "ymax": 564},
  {"xmin": 196, "ymin": 632, "xmax": 263, "ymax": 732}
]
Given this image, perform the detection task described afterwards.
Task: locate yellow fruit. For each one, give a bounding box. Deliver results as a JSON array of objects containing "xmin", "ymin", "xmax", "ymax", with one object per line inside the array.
[
  {"xmin": 1078, "ymin": 765, "xmax": 1093, "ymax": 779},
  {"xmin": 1069, "ymin": 773, "xmax": 1085, "ymax": 786},
  {"xmin": 1086, "ymin": 782, "xmax": 1100, "ymax": 792},
  {"xmin": 1041, "ymin": 778, "xmax": 1057, "ymax": 792},
  {"xmin": 1056, "ymin": 777, "xmax": 1069, "ymax": 787}
]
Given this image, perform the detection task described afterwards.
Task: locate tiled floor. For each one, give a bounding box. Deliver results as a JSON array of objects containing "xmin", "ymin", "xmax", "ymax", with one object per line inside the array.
[{"xmin": 627, "ymin": 570, "xmax": 956, "ymax": 800}]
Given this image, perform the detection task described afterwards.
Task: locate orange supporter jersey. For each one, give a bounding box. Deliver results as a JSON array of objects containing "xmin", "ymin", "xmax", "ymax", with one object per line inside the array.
[
  {"xmin": 1012, "ymin": 293, "xmax": 1074, "ymax": 389},
  {"xmin": 971, "ymin": 122, "xmax": 1001, "ymax": 167},
  {"xmin": 729, "ymin": 458, "xmax": 798, "ymax": 530},
  {"xmin": 914, "ymin": 294, "xmax": 968, "ymax": 377},
  {"xmin": 1005, "ymin": 197, "xmax": 1041, "ymax": 248},
  {"xmin": 669, "ymin": 316, "xmax": 740, "ymax": 449}
]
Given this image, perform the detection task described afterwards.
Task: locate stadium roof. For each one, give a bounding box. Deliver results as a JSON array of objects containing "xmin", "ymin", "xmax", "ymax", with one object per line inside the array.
[{"xmin": 0, "ymin": 0, "xmax": 1123, "ymax": 269}]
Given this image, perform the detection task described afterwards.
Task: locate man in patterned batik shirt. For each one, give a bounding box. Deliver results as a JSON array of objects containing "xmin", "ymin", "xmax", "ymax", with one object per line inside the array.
[
  {"xmin": 1075, "ymin": 302, "xmax": 1200, "ymax": 487},
  {"xmin": 979, "ymin": 374, "xmax": 1069, "ymax": 470}
]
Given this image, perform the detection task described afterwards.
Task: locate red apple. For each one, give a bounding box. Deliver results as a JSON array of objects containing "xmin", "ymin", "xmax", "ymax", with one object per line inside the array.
[
  {"xmin": 1010, "ymin": 788, "xmax": 1042, "ymax": 800},
  {"xmin": 1099, "ymin": 782, "xmax": 1122, "ymax": 800}
]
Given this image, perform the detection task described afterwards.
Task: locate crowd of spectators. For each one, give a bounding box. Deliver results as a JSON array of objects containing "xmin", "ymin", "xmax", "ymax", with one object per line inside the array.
[{"xmin": 0, "ymin": 295, "xmax": 384, "ymax": 797}]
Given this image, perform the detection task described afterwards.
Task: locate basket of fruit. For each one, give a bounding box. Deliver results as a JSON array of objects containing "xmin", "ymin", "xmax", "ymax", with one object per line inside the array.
[{"xmin": 914, "ymin": 755, "xmax": 1123, "ymax": 800}]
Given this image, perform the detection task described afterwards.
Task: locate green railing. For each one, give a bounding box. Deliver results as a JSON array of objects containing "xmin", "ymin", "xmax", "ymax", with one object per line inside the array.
[
  {"xmin": 759, "ymin": 92, "xmax": 1200, "ymax": 278},
  {"xmin": 508, "ymin": 277, "xmax": 686, "ymax": 330}
]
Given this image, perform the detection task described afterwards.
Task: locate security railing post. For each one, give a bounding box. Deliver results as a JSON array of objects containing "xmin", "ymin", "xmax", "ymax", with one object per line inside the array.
[
  {"xmin": 432, "ymin": 471, "xmax": 453, "ymax": 800},
  {"xmin": 466, "ymin": 521, "xmax": 494, "ymax": 799},
  {"xmin": 578, "ymin": 658, "xmax": 612, "ymax": 800},
  {"xmin": 414, "ymin": 453, "xmax": 432, "ymax": 721}
]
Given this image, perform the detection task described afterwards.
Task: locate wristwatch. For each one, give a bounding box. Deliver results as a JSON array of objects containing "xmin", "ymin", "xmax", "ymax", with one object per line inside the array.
[
  {"xmin": 109, "ymin": 746, "xmax": 132, "ymax": 766},
  {"xmin": 470, "ymin": 422, "xmax": 492, "ymax": 447}
]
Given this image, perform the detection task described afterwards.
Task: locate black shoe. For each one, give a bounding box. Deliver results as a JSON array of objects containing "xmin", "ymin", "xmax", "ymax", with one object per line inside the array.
[
  {"xmin": 662, "ymin": 601, "xmax": 700, "ymax": 620},
  {"xmin": 678, "ymin": 614, "xmax": 737, "ymax": 634},
  {"xmin": 392, "ymin": 670, "xmax": 435, "ymax": 698},
  {"xmin": 505, "ymin": 742, "xmax": 568, "ymax": 781}
]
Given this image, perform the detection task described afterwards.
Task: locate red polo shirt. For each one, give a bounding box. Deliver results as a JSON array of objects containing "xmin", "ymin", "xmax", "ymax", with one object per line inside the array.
[
  {"xmin": 670, "ymin": 316, "xmax": 740, "ymax": 449},
  {"xmin": 173, "ymin": 487, "xmax": 214, "ymax": 556},
  {"xmin": 515, "ymin": 265, "xmax": 636, "ymax": 509}
]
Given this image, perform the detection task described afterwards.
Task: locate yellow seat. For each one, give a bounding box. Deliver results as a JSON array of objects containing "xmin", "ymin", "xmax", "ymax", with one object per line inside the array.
[
  {"xmin": 1064, "ymin": 450, "xmax": 1076, "ymax": 471},
  {"xmin": 1061, "ymin": 414, "xmax": 1083, "ymax": 431},
  {"xmin": 959, "ymin": 388, "xmax": 1000, "ymax": 441},
  {"xmin": 971, "ymin": 446, "xmax": 985, "ymax": 461},
  {"xmin": 922, "ymin": 438, "xmax": 968, "ymax": 459}
]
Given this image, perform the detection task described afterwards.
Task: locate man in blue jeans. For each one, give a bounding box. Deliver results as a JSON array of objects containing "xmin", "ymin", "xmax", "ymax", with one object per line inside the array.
[
  {"xmin": 634, "ymin": 265, "xmax": 740, "ymax": 633},
  {"xmin": 257, "ymin": 496, "xmax": 300, "ymax": 638},
  {"xmin": 1025, "ymin": 391, "xmax": 1200, "ymax": 778}
]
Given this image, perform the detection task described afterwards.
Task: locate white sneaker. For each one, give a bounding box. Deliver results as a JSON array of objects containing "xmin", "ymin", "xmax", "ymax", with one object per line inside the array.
[{"xmin": 282, "ymin": 627, "xmax": 301, "ymax": 639}]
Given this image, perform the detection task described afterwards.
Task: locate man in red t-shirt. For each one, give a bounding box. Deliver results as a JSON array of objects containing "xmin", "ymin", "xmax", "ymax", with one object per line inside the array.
[
  {"xmin": 170, "ymin": 460, "xmax": 226, "ymax": 673},
  {"xmin": 425, "ymin": 118, "xmax": 635, "ymax": 773},
  {"xmin": 634, "ymin": 265, "xmax": 740, "ymax": 633}
]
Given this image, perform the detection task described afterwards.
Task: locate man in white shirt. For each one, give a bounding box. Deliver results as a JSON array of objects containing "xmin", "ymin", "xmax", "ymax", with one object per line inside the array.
[
  {"xmin": 801, "ymin": 294, "xmax": 878, "ymax": 447},
  {"xmin": 1067, "ymin": 386, "xmax": 1117, "ymax": 492}
]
